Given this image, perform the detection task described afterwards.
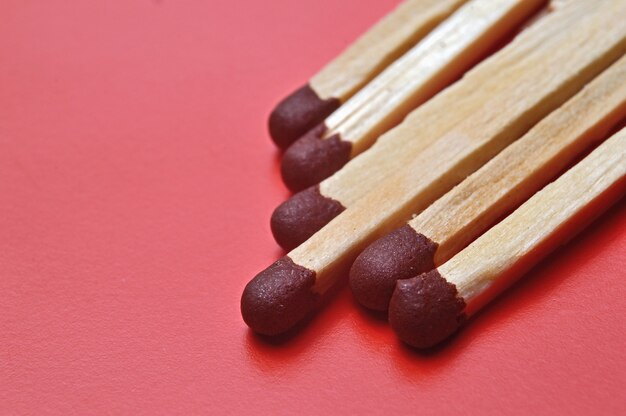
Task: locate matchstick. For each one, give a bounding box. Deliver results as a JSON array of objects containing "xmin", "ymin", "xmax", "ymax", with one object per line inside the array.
[
  {"xmin": 350, "ymin": 55, "xmax": 626, "ymax": 311},
  {"xmin": 389, "ymin": 130, "xmax": 626, "ymax": 349},
  {"xmin": 270, "ymin": 0, "xmax": 626, "ymax": 252},
  {"xmin": 242, "ymin": 1, "xmax": 626, "ymax": 336},
  {"xmin": 268, "ymin": 0, "xmax": 467, "ymax": 149},
  {"xmin": 280, "ymin": 0, "xmax": 546, "ymax": 192}
]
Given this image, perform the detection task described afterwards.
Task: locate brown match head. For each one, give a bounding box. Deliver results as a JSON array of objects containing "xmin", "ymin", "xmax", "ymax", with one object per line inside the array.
[
  {"xmin": 241, "ymin": 256, "xmax": 320, "ymax": 336},
  {"xmin": 271, "ymin": 186, "xmax": 345, "ymax": 251},
  {"xmin": 389, "ymin": 270, "xmax": 466, "ymax": 349},
  {"xmin": 349, "ymin": 225, "xmax": 438, "ymax": 311},
  {"xmin": 268, "ymin": 84, "xmax": 340, "ymax": 149},
  {"xmin": 281, "ymin": 125, "xmax": 352, "ymax": 192}
]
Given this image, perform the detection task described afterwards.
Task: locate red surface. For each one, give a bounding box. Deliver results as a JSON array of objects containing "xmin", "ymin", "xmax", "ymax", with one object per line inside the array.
[{"xmin": 1, "ymin": 1, "xmax": 625, "ymax": 414}]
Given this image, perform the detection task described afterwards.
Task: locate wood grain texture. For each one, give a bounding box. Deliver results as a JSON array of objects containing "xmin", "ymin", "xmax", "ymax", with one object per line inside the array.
[
  {"xmin": 321, "ymin": 0, "xmax": 626, "ymax": 207},
  {"xmin": 442, "ymin": 130, "xmax": 626, "ymax": 314},
  {"xmin": 411, "ymin": 54, "xmax": 626, "ymax": 265},
  {"xmin": 323, "ymin": 0, "xmax": 545, "ymax": 156},
  {"xmin": 310, "ymin": 0, "xmax": 467, "ymax": 101}
]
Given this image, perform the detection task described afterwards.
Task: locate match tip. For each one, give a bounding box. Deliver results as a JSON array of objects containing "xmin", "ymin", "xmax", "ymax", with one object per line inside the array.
[
  {"xmin": 269, "ymin": 84, "xmax": 340, "ymax": 149},
  {"xmin": 241, "ymin": 257, "xmax": 320, "ymax": 336},
  {"xmin": 281, "ymin": 126, "xmax": 352, "ymax": 192},
  {"xmin": 349, "ymin": 225, "xmax": 438, "ymax": 311},
  {"xmin": 389, "ymin": 270, "xmax": 466, "ymax": 349},
  {"xmin": 271, "ymin": 186, "xmax": 346, "ymax": 251}
]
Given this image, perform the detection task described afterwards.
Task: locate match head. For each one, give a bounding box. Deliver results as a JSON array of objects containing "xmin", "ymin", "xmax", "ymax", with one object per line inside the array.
[
  {"xmin": 271, "ymin": 186, "xmax": 346, "ymax": 251},
  {"xmin": 269, "ymin": 84, "xmax": 340, "ymax": 149},
  {"xmin": 241, "ymin": 257, "xmax": 320, "ymax": 336},
  {"xmin": 281, "ymin": 126, "xmax": 352, "ymax": 192},
  {"xmin": 349, "ymin": 225, "xmax": 438, "ymax": 311},
  {"xmin": 389, "ymin": 270, "xmax": 466, "ymax": 349}
]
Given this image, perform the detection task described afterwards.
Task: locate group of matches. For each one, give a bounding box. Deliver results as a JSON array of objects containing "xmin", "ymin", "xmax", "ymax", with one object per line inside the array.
[{"xmin": 242, "ymin": 0, "xmax": 626, "ymax": 349}]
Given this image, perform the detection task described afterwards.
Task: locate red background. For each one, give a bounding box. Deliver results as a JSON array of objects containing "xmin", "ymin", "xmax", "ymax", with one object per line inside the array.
[{"xmin": 2, "ymin": 1, "xmax": 625, "ymax": 414}]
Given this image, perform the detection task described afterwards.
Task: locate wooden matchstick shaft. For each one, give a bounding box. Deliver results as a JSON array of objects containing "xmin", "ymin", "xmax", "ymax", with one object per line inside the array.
[
  {"xmin": 271, "ymin": 0, "xmax": 626, "ymax": 251},
  {"xmin": 389, "ymin": 130, "xmax": 626, "ymax": 348},
  {"xmin": 446, "ymin": 131, "xmax": 626, "ymax": 314},
  {"xmin": 311, "ymin": 0, "xmax": 467, "ymax": 102},
  {"xmin": 422, "ymin": 84, "xmax": 626, "ymax": 266},
  {"xmin": 280, "ymin": 0, "xmax": 546, "ymax": 191},
  {"xmin": 349, "ymin": 54, "xmax": 626, "ymax": 311},
  {"xmin": 268, "ymin": 0, "xmax": 467, "ymax": 149},
  {"xmin": 323, "ymin": 0, "xmax": 625, "ymax": 207}
]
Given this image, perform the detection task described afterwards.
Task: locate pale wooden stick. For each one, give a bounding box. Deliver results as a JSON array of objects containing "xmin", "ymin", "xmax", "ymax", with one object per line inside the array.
[
  {"xmin": 389, "ymin": 130, "xmax": 626, "ymax": 348},
  {"xmin": 421, "ymin": 72, "xmax": 626, "ymax": 267},
  {"xmin": 271, "ymin": 0, "xmax": 626, "ymax": 251},
  {"xmin": 280, "ymin": 0, "xmax": 546, "ymax": 192},
  {"xmin": 349, "ymin": 54, "xmax": 626, "ymax": 311},
  {"xmin": 269, "ymin": 0, "xmax": 467, "ymax": 148},
  {"xmin": 311, "ymin": 0, "xmax": 467, "ymax": 102},
  {"xmin": 449, "ymin": 132, "xmax": 626, "ymax": 313},
  {"xmin": 331, "ymin": 0, "xmax": 544, "ymax": 151},
  {"xmin": 325, "ymin": 0, "xmax": 625, "ymax": 207}
]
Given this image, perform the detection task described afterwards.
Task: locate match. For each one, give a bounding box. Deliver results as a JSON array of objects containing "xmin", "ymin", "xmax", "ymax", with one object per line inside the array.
[
  {"xmin": 280, "ymin": 0, "xmax": 546, "ymax": 192},
  {"xmin": 389, "ymin": 129, "xmax": 626, "ymax": 349},
  {"xmin": 268, "ymin": 0, "xmax": 467, "ymax": 149},
  {"xmin": 349, "ymin": 54, "xmax": 626, "ymax": 311},
  {"xmin": 243, "ymin": 2, "xmax": 626, "ymax": 336},
  {"xmin": 271, "ymin": 0, "xmax": 626, "ymax": 251}
]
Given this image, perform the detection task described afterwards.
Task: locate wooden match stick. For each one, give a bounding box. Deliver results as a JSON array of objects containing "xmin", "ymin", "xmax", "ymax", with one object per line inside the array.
[
  {"xmin": 350, "ymin": 54, "xmax": 626, "ymax": 311},
  {"xmin": 280, "ymin": 0, "xmax": 546, "ymax": 192},
  {"xmin": 242, "ymin": 1, "xmax": 626, "ymax": 336},
  {"xmin": 270, "ymin": 0, "xmax": 626, "ymax": 251},
  {"xmin": 268, "ymin": 0, "xmax": 467, "ymax": 149},
  {"xmin": 389, "ymin": 129, "xmax": 626, "ymax": 348}
]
